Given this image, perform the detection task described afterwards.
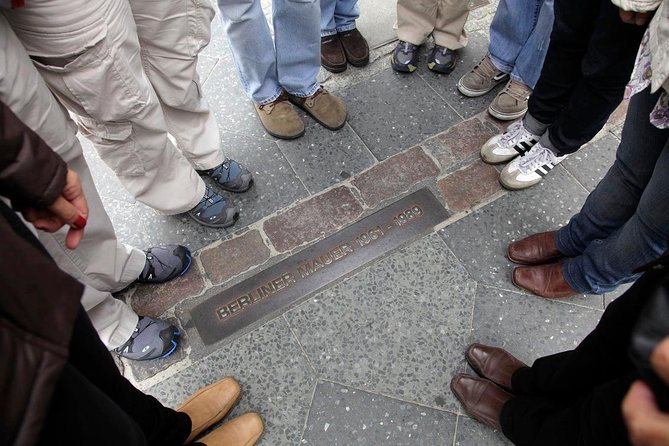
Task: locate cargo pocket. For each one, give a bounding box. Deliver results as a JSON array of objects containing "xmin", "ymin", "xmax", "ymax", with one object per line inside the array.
[
  {"xmin": 187, "ymin": 0, "xmax": 216, "ymax": 57},
  {"xmin": 77, "ymin": 117, "xmax": 147, "ymax": 177}
]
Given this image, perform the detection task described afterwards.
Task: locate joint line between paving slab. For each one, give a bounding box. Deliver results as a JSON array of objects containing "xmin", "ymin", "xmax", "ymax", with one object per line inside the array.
[
  {"xmin": 283, "ymin": 313, "xmax": 320, "ymax": 376},
  {"xmin": 299, "ymin": 378, "xmax": 321, "ymax": 444}
]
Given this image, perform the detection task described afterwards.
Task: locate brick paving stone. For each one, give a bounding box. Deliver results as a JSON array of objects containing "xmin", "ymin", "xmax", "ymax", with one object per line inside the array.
[
  {"xmin": 199, "ymin": 230, "xmax": 271, "ymax": 285},
  {"xmin": 432, "ymin": 117, "xmax": 500, "ymax": 168},
  {"xmin": 351, "ymin": 146, "xmax": 440, "ymax": 208},
  {"xmin": 131, "ymin": 267, "xmax": 206, "ymax": 317},
  {"xmin": 437, "ymin": 160, "xmax": 502, "ymax": 212},
  {"xmin": 263, "ymin": 186, "xmax": 364, "ymax": 252}
]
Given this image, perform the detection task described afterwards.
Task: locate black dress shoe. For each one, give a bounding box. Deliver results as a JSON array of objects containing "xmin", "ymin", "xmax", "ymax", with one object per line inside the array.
[
  {"xmin": 451, "ymin": 374, "xmax": 512, "ymax": 430},
  {"xmin": 465, "ymin": 343, "xmax": 527, "ymax": 392}
]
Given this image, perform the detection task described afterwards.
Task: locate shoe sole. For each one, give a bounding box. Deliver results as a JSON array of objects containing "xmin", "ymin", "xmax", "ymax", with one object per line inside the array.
[
  {"xmin": 289, "ymin": 99, "xmax": 347, "ymax": 131},
  {"xmin": 488, "ymin": 106, "xmax": 528, "ymax": 121},
  {"xmin": 321, "ymin": 62, "xmax": 347, "ymax": 73},
  {"xmin": 194, "ymin": 211, "xmax": 240, "ymax": 229},
  {"xmin": 264, "ymin": 126, "xmax": 305, "ymax": 140},
  {"xmin": 149, "ymin": 329, "xmax": 181, "ymax": 361},
  {"xmin": 427, "ymin": 62, "xmax": 456, "ymax": 74},
  {"xmin": 348, "ymin": 57, "xmax": 369, "ymax": 68},
  {"xmin": 391, "ymin": 61, "xmax": 417, "ymax": 73},
  {"xmin": 457, "ymin": 79, "xmax": 495, "ymax": 97}
]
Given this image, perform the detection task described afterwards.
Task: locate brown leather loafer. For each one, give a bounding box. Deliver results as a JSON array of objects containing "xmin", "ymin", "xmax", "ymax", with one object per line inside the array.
[
  {"xmin": 339, "ymin": 28, "xmax": 369, "ymax": 67},
  {"xmin": 465, "ymin": 343, "xmax": 527, "ymax": 392},
  {"xmin": 177, "ymin": 377, "xmax": 241, "ymax": 443},
  {"xmin": 197, "ymin": 412, "xmax": 264, "ymax": 446},
  {"xmin": 288, "ymin": 87, "xmax": 347, "ymax": 130},
  {"xmin": 451, "ymin": 374, "xmax": 512, "ymax": 431},
  {"xmin": 507, "ymin": 231, "xmax": 563, "ymax": 265},
  {"xmin": 512, "ymin": 263, "xmax": 579, "ymax": 299},
  {"xmin": 321, "ymin": 35, "xmax": 347, "ymax": 73}
]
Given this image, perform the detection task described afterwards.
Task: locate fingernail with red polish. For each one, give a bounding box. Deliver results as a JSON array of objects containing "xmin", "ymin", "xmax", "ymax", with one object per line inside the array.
[{"xmin": 73, "ymin": 215, "xmax": 87, "ymax": 229}]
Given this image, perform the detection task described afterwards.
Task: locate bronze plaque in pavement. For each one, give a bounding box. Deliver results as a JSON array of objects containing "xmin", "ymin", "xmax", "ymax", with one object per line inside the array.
[{"xmin": 191, "ymin": 188, "xmax": 450, "ymax": 345}]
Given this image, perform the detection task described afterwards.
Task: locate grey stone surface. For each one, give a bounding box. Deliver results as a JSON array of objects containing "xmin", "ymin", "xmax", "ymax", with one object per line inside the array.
[
  {"xmin": 276, "ymin": 124, "xmax": 377, "ymax": 194},
  {"xmin": 339, "ymin": 68, "xmax": 462, "ymax": 160},
  {"xmin": 439, "ymin": 166, "xmax": 603, "ymax": 310},
  {"xmin": 454, "ymin": 416, "xmax": 510, "ymax": 446},
  {"xmin": 145, "ymin": 318, "xmax": 316, "ymax": 446},
  {"xmin": 562, "ymin": 134, "xmax": 619, "ymax": 191},
  {"xmin": 302, "ymin": 381, "xmax": 457, "ymax": 445},
  {"xmin": 197, "ymin": 54, "xmax": 220, "ymax": 84},
  {"xmin": 469, "ymin": 285, "xmax": 602, "ymax": 366},
  {"xmin": 357, "ymin": 0, "xmax": 398, "ymax": 49},
  {"xmin": 420, "ymin": 32, "xmax": 504, "ymax": 120},
  {"xmin": 605, "ymin": 282, "xmax": 634, "ymax": 308},
  {"xmin": 285, "ymin": 234, "xmax": 477, "ymax": 412}
]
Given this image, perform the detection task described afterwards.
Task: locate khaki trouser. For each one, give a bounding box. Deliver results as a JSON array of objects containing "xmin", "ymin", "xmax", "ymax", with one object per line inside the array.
[
  {"xmin": 397, "ymin": 0, "xmax": 470, "ymax": 49},
  {"xmin": 3, "ymin": 0, "xmax": 223, "ymax": 215},
  {"xmin": 0, "ymin": 15, "xmax": 142, "ymax": 349}
]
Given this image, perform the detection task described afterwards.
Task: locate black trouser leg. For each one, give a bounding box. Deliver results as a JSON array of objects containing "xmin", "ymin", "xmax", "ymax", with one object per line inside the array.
[
  {"xmin": 38, "ymin": 309, "xmax": 191, "ymax": 446},
  {"xmin": 527, "ymin": 0, "xmax": 646, "ymax": 154}
]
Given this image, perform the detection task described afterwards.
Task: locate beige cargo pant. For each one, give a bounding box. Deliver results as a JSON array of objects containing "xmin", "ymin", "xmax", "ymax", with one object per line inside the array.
[
  {"xmin": 0, "ymin": 15, "xmax": 142, "ymax": 349},
  {"xmin": 397, "ymin": 0, "xmax": 470, "ymax": 49},
  {"xmin": 3, "ymin": 0, "xmax": 223, "ymax": 215}
]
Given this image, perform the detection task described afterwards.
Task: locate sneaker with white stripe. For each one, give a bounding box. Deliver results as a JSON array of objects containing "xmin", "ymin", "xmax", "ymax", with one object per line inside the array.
[
  {"xmin": 499, "ymin": 143, "xmax": 567, "ymax": 190},
  {"xmin": 480, "ymin": 119, "xmax": 542, "ymax": 164}
]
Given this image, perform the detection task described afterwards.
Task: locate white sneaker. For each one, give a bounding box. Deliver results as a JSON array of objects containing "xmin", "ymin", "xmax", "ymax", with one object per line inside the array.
[
  {"xmin": 480, "ymin": 119, "xmax": 542, "ymax": 164},
  {"xmin": 499, "ymin": 143, "xmax": 567, "ymax": 190}
]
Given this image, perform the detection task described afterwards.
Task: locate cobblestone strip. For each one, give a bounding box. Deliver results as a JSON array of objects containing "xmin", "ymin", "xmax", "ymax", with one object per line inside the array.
[{"xmin": 437, "ymin": 160, "xmax": 502, "ymax": 213}]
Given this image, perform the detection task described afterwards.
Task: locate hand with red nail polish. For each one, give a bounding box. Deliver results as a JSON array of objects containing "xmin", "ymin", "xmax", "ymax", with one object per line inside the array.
[{"xmin": 20, "ymin": 169, "xmax": 89, "ymax": 249}]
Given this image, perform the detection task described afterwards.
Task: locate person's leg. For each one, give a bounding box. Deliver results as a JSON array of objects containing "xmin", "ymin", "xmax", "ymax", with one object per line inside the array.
[
  {"xmin": 540, "ymin": 0, "xmax": 646, "ymax": 155},
  {"xmin": 39, "ymin": 309, "xmax": 191, "ymax": 446},
  {"xmin": 396, "ymin": 0, "xmax": 438, "ymax": 46},
  {"xmin": 431, "ymin": 0, "xmax": 469, "ymax": 50},
  {"xmin": 511, "ymin": 268, "xmax": 663, "ymax": 399},
  {"xmin": 217, "ymin": 0, "xmax": 283, "ymax": 104},
  {"xmin": 523, "ymin": 0, "xmax": 600, "ymax": 135},
  {"xmin": 487, "ymin": 0, "xmax": 545, "ymax": 76},
  {"xmin": 129, "ymin": 0, "xmax": 224, "ymax": 171},
  {"xmin": 321, "ymin": 0, "xmax": 338, "ymax": 36},
  {"xmin": 501, "ymin": 374, "xmax": 635, "ymax": 446},
  {"xmin": 4, "ymin": 0, "xmax": 206, "ymax": 215},
  {"xmin": 333, "ymin": 0, "xmax": 360, "ymax": 33},
  {"xmin": 509, "ymin": 0, "xmax": 554, "ymax": 89},
  {"xmin": 273, "ymin": 0, "xmax": 321, "ymax": 98}
]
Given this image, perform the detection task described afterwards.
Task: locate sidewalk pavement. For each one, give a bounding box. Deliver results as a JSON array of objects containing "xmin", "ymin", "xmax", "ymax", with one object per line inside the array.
[{"xmin": 83, "ymin": 3, "xmax": 629, "ymax": 444}]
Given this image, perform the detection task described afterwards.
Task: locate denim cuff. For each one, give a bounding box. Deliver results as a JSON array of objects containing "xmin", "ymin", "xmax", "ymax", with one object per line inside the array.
[
  {"xmin": 522, "ymin": 112, "xmax": 549, "ymax": 137},
  {"xmin": 488, "ymin": 53, "xmax": 513, "ymax": 75},
  {"xmin": 257, "ymin": 87, "xmax": 285, "ymax": 106},
  {"xmin": 285, "ymin": 82, "xmax": 320, "ymax": 99},
  {"xmin": 321, "ymin": 29, "xmax": 337, "ymax": 37},
  {"xmin": 538, "ymin": 131, "xmax": 560, "ymax": 156},
  {"xmin": 336, "ymin": 23, "xmax": 357, "ymax": 33},
  {"xmin": 555, "ymin": 226, "xmax": 581, "ymax": 257},
  {"xmin": 562, "ymin": 260, "xmax": 591, "ymax": 293}
]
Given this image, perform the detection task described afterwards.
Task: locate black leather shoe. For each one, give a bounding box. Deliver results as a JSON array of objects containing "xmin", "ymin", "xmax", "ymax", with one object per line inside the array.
[
  {"xmin": 465, "ymin": 343, "xmax": 527, "ymax": 391},
  {"xmin": 451, "ymin": 374, "xmax": 512, "ymax": 430}
]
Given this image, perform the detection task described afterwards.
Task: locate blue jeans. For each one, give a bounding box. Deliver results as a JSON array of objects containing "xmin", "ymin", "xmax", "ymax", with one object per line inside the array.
[
  {"xmin": 556, "ymin": 88, "xmax": 669, "ymax": 294},
  {"xmin": 488, "ymin": 0, "xmax": 554, "ymax": 89},
  {"xmin": 320, "ymin": 0, "xmax": 359, "ymax": 37},
  {"xmin": 217, "ymin": 0, "xmax": 321, "ymax": 104}
]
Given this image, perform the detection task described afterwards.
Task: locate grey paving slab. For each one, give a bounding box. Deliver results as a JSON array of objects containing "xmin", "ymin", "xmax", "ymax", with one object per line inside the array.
[
  {"xmin": 302, "ymin": 381, "xmax": 457, "ymax": 445},
  {"xmin": 217, "ymin": 132, "xmax": 310, "ymax": 230},
  {"xmin": 285, "ymin": 234, "xmax": 477, "ymax": 412},
  {"xmin": 197, "ymin": 55, "xmax": 220, "ymax": 84},
  {"xmin": 338, "ymin": 68, "xmax": 462, "ymax": 160},
  {"xmin": 145, "ymin": 318, "xmax": 316, "ymax": 446},
  {"xmin": 605, "ymin": 282, "xmax": 634, "ymax": 307},
  {"xmin": 469, "ymin": 285, "xmax": 602, "ymax": 366},
  {"xmin": 420, "ymin": 31, "xmax": 504, "ymax": 120},
  {"xmin": 276, "ymin": 124, "xmax": 377, "ymax": 194},
  {"xmin": 562, "ymin": 134, "xmax": 619, "ymax": 191},
  {"xmin": 357, "ymin": 0, "xmax": 397, "ymax": 48},
  {"xmin": 454, "ymin": 415, "xmax": 510, "ymax": 446},
  {"xmin": 439, "ymin": 166, "xmax": 603, "ymax": 310}
]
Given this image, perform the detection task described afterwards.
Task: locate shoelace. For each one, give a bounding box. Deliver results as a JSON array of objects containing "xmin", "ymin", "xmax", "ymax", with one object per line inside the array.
[
  {"xmin": 502, "ymin": 80, "xmax": 532, "ymax": 102},
  {"xmin": 517, "ymin": 145, "xmax": 558, "ymax": 173},
  {"xmin": 258, "ymin": 93, "xmax": 290, "ymax": 112},
  {"xmin": 499, "ymin": 120, "xmax": 527, "ymax": 146},
  {"xmin": 197, "ymin": 187, "xmax": 225, "ymax": 210},
  {"xmin": 141, "ymin": 248, "xmax": 170, "ymax": 279},
  {"xmin": 473, "ymin": 55, "xmax": 500, "ymax": 81},
  {"xmin": 399, "ymin": 41, "xmax": 417, "ymax": 55}
]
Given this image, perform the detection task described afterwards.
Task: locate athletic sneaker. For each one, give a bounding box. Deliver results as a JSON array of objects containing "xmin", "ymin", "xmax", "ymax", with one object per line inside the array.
[
  {"xmin": 488, "ymin": 79, "xmax": 532, "ymax": 121},
  {"xmin": 136, "ymin": 245, "xmax": 192, "ymax": 284},
  {"xmin": 427, "ymin": 45, "xmax": 457, "ymax": 74},
  {"xmin": 457, "ymin": 54, "xmax": 509, "ymax": 97},
  {"xmin": 188, "ymin": 186, "xmax": 239, "ymax": 228},
  {"xmin": 391, "ymin": 40, "xmax": 419, "ymax": 73},
  {"xmin": 499, "ymin": 143, "xmax": 567, "ymax": 190},
  {"xmin": 115, "ymin": 316, "xmax": 180, "ymax": 361},
  {"xmin": 198, "ymin": 158, "xmax": 254, "ymax": 193},
  {"xmin": 480, "ymin": 119, "xmax": 541, "ymax": 164}
]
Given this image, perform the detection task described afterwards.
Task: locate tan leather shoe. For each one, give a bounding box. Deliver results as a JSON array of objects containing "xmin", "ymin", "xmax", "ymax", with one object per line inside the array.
[
  {"xmin": 321, "ymin": 35, "xmax": 347, "ymax": 73},
  {"xmin": 288, "ymin": 87, "xmax": 347, "ymax": 131},
  {"xmin": 197, "ymin": 413, "xmax": 264, "ymax": 446},
  {"xmin": 177, "ymin": 377, "xmax": 241, "ymax": 443},
  {"xmin": 465, "ymin": 343, "xmax": 527, "ymax": 392},
  {"xmin": 254, "ymin": 94, "xmax": 305, "ymax": 140},
  {"xmin": 507, "ymin": 231, "xmax": 562, "ymax": 265},
  {"xmin": 451, "ymin": 374, "xmax": 512, "ymax": 431},
  {"xmin": 512, "ymin": 263, "xmax": 579, "ymax": 299}
]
